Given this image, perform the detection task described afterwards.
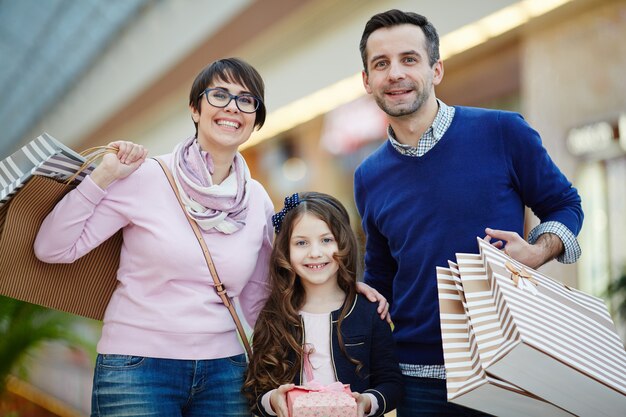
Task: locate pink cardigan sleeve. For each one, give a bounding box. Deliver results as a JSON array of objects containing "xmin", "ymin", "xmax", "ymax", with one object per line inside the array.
[
  {"xmin": 34, "ymin": 174, "xmax": 132, "ymax": 263},
  {"xmin": 237, "ymin": 187, "xmax": 274, "ymax": 327}
]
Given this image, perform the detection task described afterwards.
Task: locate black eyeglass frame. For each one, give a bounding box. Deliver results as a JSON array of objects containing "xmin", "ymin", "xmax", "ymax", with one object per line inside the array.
[{"xmin": 198, "ymin": 88, "xmax": 262, "ymax": 114}]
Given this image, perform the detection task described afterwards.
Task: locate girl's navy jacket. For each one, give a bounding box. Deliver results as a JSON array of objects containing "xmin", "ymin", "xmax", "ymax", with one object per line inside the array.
[{"xmin": 253, "ymin": 294, "xmax": 403, "ymax": 417}]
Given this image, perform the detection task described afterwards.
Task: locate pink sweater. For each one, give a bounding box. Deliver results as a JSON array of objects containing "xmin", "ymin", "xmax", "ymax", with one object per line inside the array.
[{"xmin": 34, "ymin": 154, "xmax": 273, "ymax": 360}]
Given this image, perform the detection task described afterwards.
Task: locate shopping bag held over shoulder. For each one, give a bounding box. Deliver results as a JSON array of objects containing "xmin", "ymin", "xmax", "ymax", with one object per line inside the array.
[{"xmin": 0, "ymin": 142, "xmax": 122, "ymax": 320}]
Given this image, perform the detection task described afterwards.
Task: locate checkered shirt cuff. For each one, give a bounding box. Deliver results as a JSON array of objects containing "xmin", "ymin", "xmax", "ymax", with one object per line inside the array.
[
  {"xmin": 399, "ymin": 363, "xmax": 446, "ymax": 379},
  {"xmin": 527, "ymin": 221, "xmax": 581, "ymax": 264}
]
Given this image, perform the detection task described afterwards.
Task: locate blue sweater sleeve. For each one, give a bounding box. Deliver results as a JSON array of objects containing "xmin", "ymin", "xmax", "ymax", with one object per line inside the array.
[
  {"xmin": 499, "ymin": 111, "xmax": 583, "ymax": 236},
  {"xmin": 354, "ymin": 167, "xmax": 396, "ymax": 303},
  {"xmin": 364, "ymin": 306, "xmax": 404, "ymax": 416}
]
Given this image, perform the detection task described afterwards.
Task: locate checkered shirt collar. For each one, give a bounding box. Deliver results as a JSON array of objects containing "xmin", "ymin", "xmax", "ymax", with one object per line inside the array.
[{"xmin": 388, "ymin": 99, "xmax": 455, "ymax": 157}]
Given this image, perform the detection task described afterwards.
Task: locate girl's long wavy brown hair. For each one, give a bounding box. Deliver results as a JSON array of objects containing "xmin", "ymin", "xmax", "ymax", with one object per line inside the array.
[{"xmin": 243, "ymin": 192, "xmax": 360, "ymax": 403}]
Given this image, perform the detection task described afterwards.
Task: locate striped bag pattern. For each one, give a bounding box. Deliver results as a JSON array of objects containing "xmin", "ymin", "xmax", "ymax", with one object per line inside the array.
[
  {"xmin": 0, "ymin": 132, "xmax": 91, "ymax": 207},
  {"xmin": 455, "ymin": 253, "xmax": 521, "ymax": 367},
  {"xmin": 437, "ymin": 266, "xmax": 573, "ymax": 416},
  {"xmin": 461, "ymin": 238, "xmax": 626, "ymax": 416},
  {"xmin": 0, "ymin": 134, "xmax": 121, "ymax": 320}
]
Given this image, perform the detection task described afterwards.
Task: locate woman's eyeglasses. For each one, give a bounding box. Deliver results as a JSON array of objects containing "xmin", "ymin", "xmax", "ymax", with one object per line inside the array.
[{"xmin": 198, "ymin": 88, "xmax": 261, "ymax": 113}]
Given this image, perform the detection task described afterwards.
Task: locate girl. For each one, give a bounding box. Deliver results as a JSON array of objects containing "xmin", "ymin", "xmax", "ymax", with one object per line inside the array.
[{"xmin": 244, "ymin": 192, "xmax": 403, "ymax": 417}]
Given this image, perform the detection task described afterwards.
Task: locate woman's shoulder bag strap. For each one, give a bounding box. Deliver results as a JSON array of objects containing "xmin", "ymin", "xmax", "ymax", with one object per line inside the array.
[{"xmin": 153, "ymin": 157, "xmax": 252, "ymax": 358}]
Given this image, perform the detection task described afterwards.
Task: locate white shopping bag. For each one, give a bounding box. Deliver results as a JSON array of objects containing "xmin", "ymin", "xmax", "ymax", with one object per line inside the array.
[
  {"xmin": 450, "ymin": 238, "xmax": 626, "ymax": 417},
  {"xmin": 437, "ymin": 265, "xmax": 574, "ymax": 416}
]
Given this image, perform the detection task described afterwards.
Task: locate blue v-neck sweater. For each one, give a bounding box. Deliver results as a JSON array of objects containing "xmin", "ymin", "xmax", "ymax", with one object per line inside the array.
[{"xmin": 354, "ymin": 106, "xmax": 583, "ymax": 365}]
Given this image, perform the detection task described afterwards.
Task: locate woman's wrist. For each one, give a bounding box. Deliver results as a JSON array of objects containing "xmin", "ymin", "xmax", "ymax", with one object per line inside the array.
[{"xmin": 89, "ymin": 166, "xmax": 118, "ymax": 190}]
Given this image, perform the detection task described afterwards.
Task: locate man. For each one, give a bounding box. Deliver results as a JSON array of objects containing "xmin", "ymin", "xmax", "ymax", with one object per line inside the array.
[{"xmin": 353, "ymin": 9, "xmax": 583, "ymax": 416}]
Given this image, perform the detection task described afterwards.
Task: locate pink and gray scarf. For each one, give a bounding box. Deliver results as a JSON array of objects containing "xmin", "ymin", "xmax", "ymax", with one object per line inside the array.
[{"xmin": 172, "ymin": 137, "xmax": 250, "ymax": 233}]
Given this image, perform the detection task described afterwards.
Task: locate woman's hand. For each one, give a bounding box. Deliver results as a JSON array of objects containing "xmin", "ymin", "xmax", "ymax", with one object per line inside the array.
[
  {"xmin": 269, "ymin": 383, "xmax": 295, "ymax": 417},
  {"xmin": 356, "ymin": 282, "xmax": 390, "ymax": 323},
  {"xmin": 90, "ymin": 141, "xmax": 148, "ymax": 189},
  {"xmin": 353, "ymin": 392, "xmax": 372, "ymax": 417}
]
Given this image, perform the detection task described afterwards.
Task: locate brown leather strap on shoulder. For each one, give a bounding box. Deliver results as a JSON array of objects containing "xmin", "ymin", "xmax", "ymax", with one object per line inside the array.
[{"xmin": 154, "ymin": 157, "xmax": 252, "ymax": 358}]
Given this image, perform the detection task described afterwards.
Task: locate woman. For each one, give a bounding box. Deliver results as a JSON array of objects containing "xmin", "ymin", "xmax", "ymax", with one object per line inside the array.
[{"xmin": 35, "ymin": 58, "xmax": 273, "ymax": 416}]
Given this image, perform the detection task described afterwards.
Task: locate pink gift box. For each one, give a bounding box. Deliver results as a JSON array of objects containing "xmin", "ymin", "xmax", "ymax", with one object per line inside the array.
[{"xmin": 288, "ymin": 384, "xmax": 357, "ymax": 417}]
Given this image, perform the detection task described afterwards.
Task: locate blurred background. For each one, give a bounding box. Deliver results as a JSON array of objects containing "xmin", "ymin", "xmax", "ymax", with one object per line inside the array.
[{"xmin": 1, "ymin": 0, "xmax": 625, "ymax": 415}]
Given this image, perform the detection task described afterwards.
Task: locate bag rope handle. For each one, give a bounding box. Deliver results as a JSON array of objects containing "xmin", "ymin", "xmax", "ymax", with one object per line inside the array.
[{"xmin": 65, "ymin": 145, "xmax": 119, "ymax": 185}]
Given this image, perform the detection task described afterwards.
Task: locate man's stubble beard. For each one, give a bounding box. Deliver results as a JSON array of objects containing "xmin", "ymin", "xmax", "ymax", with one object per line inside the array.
[{"xmin": 375, "ymin": 85, "xmax": 431, "ymax": 118}]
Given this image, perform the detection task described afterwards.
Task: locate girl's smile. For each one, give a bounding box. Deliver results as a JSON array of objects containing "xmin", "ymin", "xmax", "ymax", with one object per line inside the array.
[{"xmin": 289, "ymin": 213, "xmax": 340, "ymax": 290}]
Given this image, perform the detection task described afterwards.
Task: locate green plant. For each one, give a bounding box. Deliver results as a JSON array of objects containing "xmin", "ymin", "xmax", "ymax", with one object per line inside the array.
[
  {"xmin": 605, "ymin": 270, "xmax": 626, "ymax": 320},
  {"xmin": 0, "ymin": 296, "xmax": 90, "ymax": 394}
]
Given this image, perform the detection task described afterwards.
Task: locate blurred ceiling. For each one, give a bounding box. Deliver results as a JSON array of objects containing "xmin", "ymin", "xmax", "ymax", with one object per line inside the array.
[{"xmin": 0, "ymin": 0, "xmax": 149, "ymax": 157}]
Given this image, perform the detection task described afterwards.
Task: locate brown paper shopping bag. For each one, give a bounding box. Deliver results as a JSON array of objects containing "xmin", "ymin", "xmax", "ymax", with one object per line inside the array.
[
  {"xmin": 437, "ymin": 265, "xmax": 574, "ymax": 416},
  {"xmin": 452, "ymin": 238, "xmax": 626, "ymax": 417},
  {"xmin": 0, "ymin": 133, "xmax": 121, "ymax": 320}
]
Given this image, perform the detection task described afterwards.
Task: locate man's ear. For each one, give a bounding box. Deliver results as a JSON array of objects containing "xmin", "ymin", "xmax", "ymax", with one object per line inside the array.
[
  {"xmin": 432, "ymin": 59, "xmax": 444, "ymax": 86},
  {"xmin": 362, "ymin": 70, "xmax": 372, "ymax": 94}
]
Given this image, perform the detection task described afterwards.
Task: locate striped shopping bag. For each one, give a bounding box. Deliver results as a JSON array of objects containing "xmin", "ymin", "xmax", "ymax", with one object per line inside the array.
[
  {"xmin": 451, "ymin": 238, "xmax": 626, "ymax": 417},
  {"xmin": 0, "ymin": 133, "xmax": 90, "ymax": 207},
  {"xmin": 437, "ymin": 265, "xmax": 574, "ymax": 416},
  {"xmin": 0, "ymin": 133, "xmax": 122, "ymax": 320},
  {"xmin": 454, "ymin": 253, "xmax": 519, "ymax": 370}
]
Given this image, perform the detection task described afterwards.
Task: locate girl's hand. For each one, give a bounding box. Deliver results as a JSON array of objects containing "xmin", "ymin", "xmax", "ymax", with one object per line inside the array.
[
  {"xmin": 356, "ymin": 282, "xmax": 391, "ymax": 323},
  {"xmin": 269, "ymin": 383, "xmax": 295, "ymax": 417},
  {"xmin": 90, "ymin": 141, "xmax": 148, "ymax": 189},
  {"xmin": 352, "ymin": 392, "xmax": 372, "ymax": 417}
]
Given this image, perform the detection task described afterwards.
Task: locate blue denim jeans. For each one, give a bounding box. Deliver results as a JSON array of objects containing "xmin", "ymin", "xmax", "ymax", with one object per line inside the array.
[
  {"xmin": 397, "ymin": 376, "xmax": 493, "ymax": 417},
  {"xmin": 91, "ymin": 354, "xmax": 251, "ymax": 417}
]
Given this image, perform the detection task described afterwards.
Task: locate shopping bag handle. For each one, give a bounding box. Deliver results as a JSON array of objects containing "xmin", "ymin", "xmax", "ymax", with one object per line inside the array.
[{"xmin": 65, "ymin": 145, "xmax": 119, "ymax": 185}]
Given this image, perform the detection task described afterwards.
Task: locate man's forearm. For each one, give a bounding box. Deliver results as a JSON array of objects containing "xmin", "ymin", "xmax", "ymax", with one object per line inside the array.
[{"xmin": 533, "ymin": 232, "xmax": 565, "ymax": 268}]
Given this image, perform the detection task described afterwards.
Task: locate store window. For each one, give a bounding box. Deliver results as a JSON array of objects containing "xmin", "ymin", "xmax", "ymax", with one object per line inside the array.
[
  {"xmin": 569, "ymin": 114, "xmax": 626, "ymax": 316},
  {"xmin": 577, "ymin": 162, "xmax": 610, "ymax": 296},
  {"xmin": 606, "ymin": 158, "xmax": 626, "ymax": 281}
]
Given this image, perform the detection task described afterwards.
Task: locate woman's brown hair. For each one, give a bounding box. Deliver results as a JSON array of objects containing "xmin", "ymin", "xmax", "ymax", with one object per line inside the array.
[{"xmin": 243, "ymin": 192, "xmax": 361, "ymax": 403}]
